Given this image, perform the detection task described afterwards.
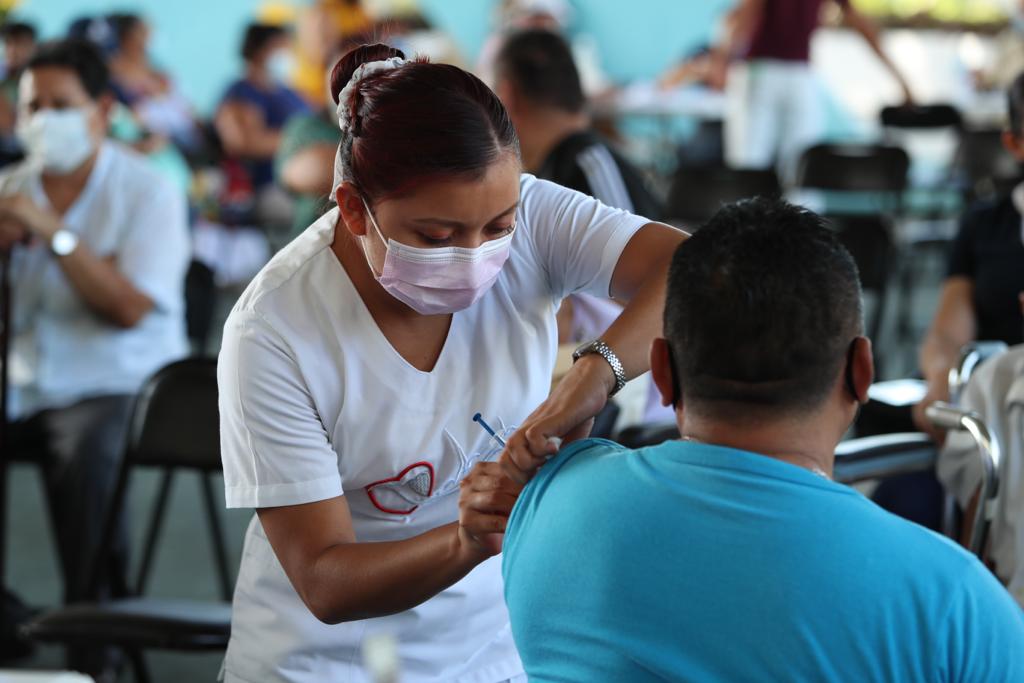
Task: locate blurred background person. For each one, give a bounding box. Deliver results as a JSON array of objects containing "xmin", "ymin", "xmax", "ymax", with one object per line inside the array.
[
  {"xmin": 478, "ymin": 0, "xmax": 609, "ymax": 98},
  {"xmin": 0, "ymin": 39, "xmax": 189, "ymax": 674},
  {"xmin": 974, "ymin": 0, "xmax": 1024, "ymax": 92},
  {"xmin": 215, "ymin": 22, "xmax": 309, "ymax": 242},
  {"xmin": 714, "ymin": 0, "xmax": 913, "ymax": 176},
  {"xmin": 292, "ymin": 0, "xmax": 372, "ymax": 106},
  {"xmin": 0, "ymin": 21, "xmax": 36, "ymax": 162},
  {"xmin": 107, "ymin": 13, "xmax": 201, "ymax": 154},
  {"xmin": 913, "ymin": 72, "xmax": 1024, "ymax": 437},
  {"xmin": 494, "ymin": 27, "xmax": 670, "ymax": 431}
]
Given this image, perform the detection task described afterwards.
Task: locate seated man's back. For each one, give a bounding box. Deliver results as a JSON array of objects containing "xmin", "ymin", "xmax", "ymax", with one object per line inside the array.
[
  {"xmin": 500, "ymin": 197, "xmax": 1024, "ymax": 682},
  {"xmin": 505, "ymin": 438, "xmax": 1023, "ymax": 681}
]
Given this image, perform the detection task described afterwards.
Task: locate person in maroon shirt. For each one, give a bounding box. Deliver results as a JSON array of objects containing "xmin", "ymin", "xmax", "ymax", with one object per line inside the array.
[{"xmin": 711, "ymin": 0, "xmax": 912, "ymax": 174}]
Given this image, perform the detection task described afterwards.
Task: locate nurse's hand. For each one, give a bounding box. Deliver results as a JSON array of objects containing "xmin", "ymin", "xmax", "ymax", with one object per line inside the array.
[
  {"xmin": 500, "ymin": 354, "xmax": 614, "ymax": 485},
  {"xmin": 458, "ymin": 462, "xmax": 523, "ymax": 557}
]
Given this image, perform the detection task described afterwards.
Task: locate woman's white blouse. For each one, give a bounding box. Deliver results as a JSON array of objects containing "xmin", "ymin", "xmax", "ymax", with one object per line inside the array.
[{"xmin": 218, "ymin": 174, "xmax": 648, "ymax": 683}]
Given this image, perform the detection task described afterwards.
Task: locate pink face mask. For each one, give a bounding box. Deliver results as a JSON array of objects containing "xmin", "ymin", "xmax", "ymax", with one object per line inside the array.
[{"xmin": 360, "ymin": 199, "xmax": 515, "ymax": 315}]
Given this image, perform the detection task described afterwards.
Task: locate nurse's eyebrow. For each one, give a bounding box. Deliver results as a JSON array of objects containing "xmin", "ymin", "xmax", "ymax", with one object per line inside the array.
[{"xmin": 411, "ymin": 202, "xmax": 519, "ymax": 228}]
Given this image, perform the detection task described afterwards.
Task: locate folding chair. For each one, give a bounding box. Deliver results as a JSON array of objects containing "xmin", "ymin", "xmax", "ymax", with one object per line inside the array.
[
  {"xmin": 22, "ymin": 358, "xmax": 230, "ymax": 682},
  {"xmin": 664, "ymin": 164, "xmax": 781, "ymax": 229}
]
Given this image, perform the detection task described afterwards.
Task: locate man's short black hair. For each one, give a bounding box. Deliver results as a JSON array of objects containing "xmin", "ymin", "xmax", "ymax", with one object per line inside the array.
[
  {"xmin": 495, "ymin": 28, "xmax": 584, "ymax": 114},
  {"xmin": 26, "ymin": 39, "xmax": 109, "ymax": 99},
  {"xmin": 241, "ymin": 23, "xmax": 286, "ymax": 62},
  {"xmin": 1008, "ymin": 72, "xmax": 1024, "ymax": 137},
  {"xmin": 108, "ymin": 13, "xmax": 142, "ymax": 45},
  {"xmin": 664, "ymin": 197, "xmax": 863, "ymax": 417},
  {"xmin": 1, "ymin": 22, "xmax": 36, "ymax": 42}
]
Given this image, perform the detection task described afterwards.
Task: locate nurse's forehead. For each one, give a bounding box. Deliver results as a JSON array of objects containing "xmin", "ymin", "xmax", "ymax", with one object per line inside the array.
[{"xmin": 379, "ymin": 157, "xmax": 521, "ymax": 223}]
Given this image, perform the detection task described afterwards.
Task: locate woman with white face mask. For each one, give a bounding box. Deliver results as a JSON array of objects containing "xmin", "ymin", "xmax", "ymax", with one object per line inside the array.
[
  {"xmin": 0, "ymin": 39, "xmax": 189, "ymax": 674},
  {"xmin": 218, "ymin": 43, "xmax": 686, "ymax": 683}
]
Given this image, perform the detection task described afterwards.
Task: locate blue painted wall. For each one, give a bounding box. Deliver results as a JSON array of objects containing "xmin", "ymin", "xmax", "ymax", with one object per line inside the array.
[{"xmin": 14, "ymin": 0, "xmax": 732, "ymax": 113}]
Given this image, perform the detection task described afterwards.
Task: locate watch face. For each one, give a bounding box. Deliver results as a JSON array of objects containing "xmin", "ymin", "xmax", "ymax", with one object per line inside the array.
[{"xmin": 52, "ymin": 231, "xmax": 78, "ymax": 256}]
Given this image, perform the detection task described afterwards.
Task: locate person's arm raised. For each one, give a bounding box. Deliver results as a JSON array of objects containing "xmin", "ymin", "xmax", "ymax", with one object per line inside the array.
[
  {"xmin": 501, "ymin": 222, "xmax": 687, "ymax": 483},
  {"xmin": 843, "ymin": 5, "xmax": 914, "ymax": 104},
  {"xmin": 258, "ymin": 462, "xmax": 520, "ymax": 624}
]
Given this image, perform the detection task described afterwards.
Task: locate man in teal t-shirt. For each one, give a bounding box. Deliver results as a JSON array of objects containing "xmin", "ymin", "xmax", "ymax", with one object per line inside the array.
[{"xmin": 498, "ymin": 198, "xmax": 1024, "ymax": 682}]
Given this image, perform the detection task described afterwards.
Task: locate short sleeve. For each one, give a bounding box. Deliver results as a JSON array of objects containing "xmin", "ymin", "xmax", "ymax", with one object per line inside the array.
[
  {"xmin": 947, "ymin": 210, "xmax": 978, "ymax": 279},
  {"xmin": 944, "ymin": 558, "xmax": 1024, "ymax": 681},
  {"xmin": 218, "ymin": 310, "xmax": 343, "ymax": 508},
  {"xmin": 519, "ymin": 175, "xmax": 648, "ymax": 301},
  {"xmin": 118, "ymin": 174, "xmax": 190, "ymax": 312}
]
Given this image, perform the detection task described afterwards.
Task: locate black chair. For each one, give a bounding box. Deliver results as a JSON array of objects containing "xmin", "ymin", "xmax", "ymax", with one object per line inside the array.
[
  {"xmin": 665, "ymin": 164, "xmax": 781, "ymax": 228},
  {"xmin": 23, "ymin": 358, "xmax": 231, "ymax": 682},
  {"xmin": 795, "ymin": 143, "xmax": 910, "ymax": 198},
  {"xmin": 956, "ymin": 128, "xmax": 1020, "ymax": 203},
  {"xmin": 795, "ymin": 144, "xmax": 909, "ymax": 371},
  {"xmin": 185, "ymin": 259, "xmax": 217, "ymax": 354},
  {"xmin": 880, "ymin": 104, "xmax": 963, "ymax": 131}
]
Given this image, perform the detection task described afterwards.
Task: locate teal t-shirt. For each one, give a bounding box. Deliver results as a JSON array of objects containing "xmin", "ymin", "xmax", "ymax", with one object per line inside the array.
[{"xmin": 503, "ymin": 439, "xmax": 1024, "ymax": 682}]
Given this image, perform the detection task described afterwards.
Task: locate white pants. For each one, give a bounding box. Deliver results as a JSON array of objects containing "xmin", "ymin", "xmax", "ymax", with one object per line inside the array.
[{"xmin": 724, "ymin": 59, "xmax": 824, "ymax": 179}]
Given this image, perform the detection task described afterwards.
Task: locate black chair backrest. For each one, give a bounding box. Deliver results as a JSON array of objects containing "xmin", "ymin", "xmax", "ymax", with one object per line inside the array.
[
  {"xmin": 880, "ymin": 104, "xmax": 963, "ymax": 131},
  {"xmin": 127, "ymin": 358, "xmax": 220, "ymax": 471},
  {"xmin": 185, "ymin": 260, "xmax": 216, "ymax": 353},
  {"xmin": 796, "ymin": 143, "xmax": 910, "ymax": 194},
  {"xmin": 666, "ymin": 165, "xmax": 781, "ymax": 227},
  {"xmin": 88, "ymin": 357, "xmax": 230, "ymax": 600}
]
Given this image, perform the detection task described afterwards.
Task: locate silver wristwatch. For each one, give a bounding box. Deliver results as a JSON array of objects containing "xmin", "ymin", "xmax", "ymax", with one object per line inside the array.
[
  {"xmin": 572, "ymin": 339, "xmax": 627, "ymax": 397},
  {"xmin": 50, "ymin": 229, "xmax": 79, "ymax": 257}
]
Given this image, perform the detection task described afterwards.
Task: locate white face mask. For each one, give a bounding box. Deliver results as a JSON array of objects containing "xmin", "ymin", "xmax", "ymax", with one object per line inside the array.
[
  {"xmin": 268, "ymin": 50, "xmax": 295, "ymax": 84},
  {"xmin": 16, "ymin": 108, "xmax": 96, "ymax": 174}
]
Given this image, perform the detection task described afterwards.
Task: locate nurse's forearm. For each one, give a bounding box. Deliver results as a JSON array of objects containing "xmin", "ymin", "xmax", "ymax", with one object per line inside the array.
[
  {"xmin": 602, "ymin": 266, "xmax": 670, "ymax": 380},
  {"xmin": 302, "ymin": 522, "xmax": 484, "ymax": 624}
]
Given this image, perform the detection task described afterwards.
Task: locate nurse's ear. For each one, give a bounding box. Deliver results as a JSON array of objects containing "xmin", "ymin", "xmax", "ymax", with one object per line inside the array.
[{"xmin": 336, "ymin": 182, "xmax": 369, "ymax": 237}]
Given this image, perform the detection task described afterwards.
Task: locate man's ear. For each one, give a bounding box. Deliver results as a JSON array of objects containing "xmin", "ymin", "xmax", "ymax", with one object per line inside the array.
[
  {"xmin": 650, "ymin": 338, "xmax": 678, "ymax": 408},
  {"xmin": 847, "ymin": 336, "xmax": 874, "ymax": 405},
  {"xmin": 335, "ymin": 182, "xmax": 368, "ymax": 237}
]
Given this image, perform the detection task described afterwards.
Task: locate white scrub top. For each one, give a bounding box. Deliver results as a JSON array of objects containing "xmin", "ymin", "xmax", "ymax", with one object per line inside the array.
[{"xmin": 218, "ymin": 174, "xmax": 648, "ymax": 683}]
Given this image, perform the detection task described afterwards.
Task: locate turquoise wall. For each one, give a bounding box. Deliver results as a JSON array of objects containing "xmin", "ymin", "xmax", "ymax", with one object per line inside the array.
[{"xmin": 14, "ymin": 0, "xmax": 732, "ymax": 114}]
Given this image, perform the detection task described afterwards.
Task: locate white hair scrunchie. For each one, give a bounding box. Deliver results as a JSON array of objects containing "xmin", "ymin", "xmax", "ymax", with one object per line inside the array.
[{"xmin": 331, "ymin": 56, "xmax": 408, "ymax": 199}]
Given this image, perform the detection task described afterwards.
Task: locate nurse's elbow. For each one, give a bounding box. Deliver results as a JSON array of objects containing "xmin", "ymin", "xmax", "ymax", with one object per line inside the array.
[{"xmin": 299, "ymin": 584, "xmax": 348, "ymax": 625}]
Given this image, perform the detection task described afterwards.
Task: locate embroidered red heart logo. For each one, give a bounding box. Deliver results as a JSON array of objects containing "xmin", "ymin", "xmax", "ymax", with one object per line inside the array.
[{"xmin": 365, "ymin": 461, "xmax": 436, "ymax": 515}]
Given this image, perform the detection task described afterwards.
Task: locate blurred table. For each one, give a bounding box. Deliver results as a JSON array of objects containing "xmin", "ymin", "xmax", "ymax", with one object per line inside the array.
[
  {"xmin": 591, "ymin": 82, "xmax": 725, "ymax": 121},
  {"xmin": 0, "ymin": 673, "xmax": 93, "ymax": 683}
]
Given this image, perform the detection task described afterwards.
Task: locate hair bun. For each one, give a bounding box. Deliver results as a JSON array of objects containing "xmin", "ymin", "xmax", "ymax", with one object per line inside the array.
[{"xmin": 330, "ymin": 43, "xmax": 406, "ymax": 104}]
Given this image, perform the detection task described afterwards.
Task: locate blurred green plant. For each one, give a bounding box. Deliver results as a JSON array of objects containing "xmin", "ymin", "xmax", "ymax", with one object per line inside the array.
[{"xmin": 853, "ymin": 0, "xmax": 1007, "ymax": 24}]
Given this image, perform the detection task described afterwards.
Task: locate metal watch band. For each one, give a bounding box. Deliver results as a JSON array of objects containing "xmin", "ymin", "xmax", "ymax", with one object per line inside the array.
[{"xmin": 572, "ymin": 339, "xmax": 627, "ymax": 397}]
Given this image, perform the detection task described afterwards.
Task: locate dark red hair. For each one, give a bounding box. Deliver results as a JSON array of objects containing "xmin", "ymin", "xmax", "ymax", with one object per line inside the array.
[{"xmin": 330, "ymin": 43, "xmax": 520, "ymax": 203}]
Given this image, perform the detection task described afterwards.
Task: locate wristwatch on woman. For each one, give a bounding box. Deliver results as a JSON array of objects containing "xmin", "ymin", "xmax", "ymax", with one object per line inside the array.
[{"xmin": 572, "ymin": 339, "xmax": 627, "ymax": 397}]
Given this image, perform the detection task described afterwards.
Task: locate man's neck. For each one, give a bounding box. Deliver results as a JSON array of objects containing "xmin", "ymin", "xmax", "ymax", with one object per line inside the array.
[
  {"xmin": 519, "ymin": 110, "xmax": 591, "ymax": 173},
  {"xmin": 245, "ymin": 64, "xmax": 272, "ymax": 90},
  {"xmin": 679, "ymin": 414, "xmax": 838, "ymax": 478}
]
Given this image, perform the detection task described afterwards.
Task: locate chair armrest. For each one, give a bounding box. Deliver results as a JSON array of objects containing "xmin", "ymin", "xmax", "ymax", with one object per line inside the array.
[{"xmin": 833, "ymin": 433, "xmax": 937, "ymax": 485}]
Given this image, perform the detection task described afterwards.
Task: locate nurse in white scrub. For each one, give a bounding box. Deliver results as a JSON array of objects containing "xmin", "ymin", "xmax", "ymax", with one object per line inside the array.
[{"xmin": 218, "ymin": 43, "xmax": 686, "ymax": 683}]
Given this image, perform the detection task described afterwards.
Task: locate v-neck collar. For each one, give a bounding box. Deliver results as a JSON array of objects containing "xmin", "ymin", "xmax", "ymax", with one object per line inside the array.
[{"xmin": 325, "ymin": 217, "xmax": 461, "ymax": 377}]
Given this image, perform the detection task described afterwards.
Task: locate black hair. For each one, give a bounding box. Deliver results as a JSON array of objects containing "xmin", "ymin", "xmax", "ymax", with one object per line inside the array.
[
  {"xmin": 241, "ymin": 23, "xmax": 286, "ymax": 62},
  {"xmin": 1008, "ymin": 71, "xmax": 1024, "ymax": 137},
  {"xmin": 664, "ymin": 197, "xmax": 863, "ymax": 418},
  {"xmin": 494, "ymin": 28, "xmax": 584, "ymax": 114},
  {"xmin": 107, "ymin": 13, "xmax": 143, "ymax": 45},
  {"xmin": 26, "ymin": 39, "xmax": 109, "ymax": 99},
  {"xmin": 1, "ymin": 22, "xmax": 36, "ymax": 42}
]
